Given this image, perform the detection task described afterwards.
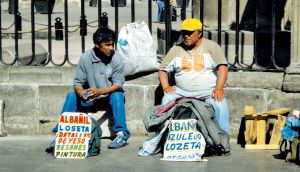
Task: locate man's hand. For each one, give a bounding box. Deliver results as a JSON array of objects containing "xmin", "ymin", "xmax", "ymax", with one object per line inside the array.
[
  {"xmin": 212, "ymin": 88, "xmax": 225, "ymax": 102},
  {"xmin": 163, "ymin": 86, "xmax": 176, "ymax": 94},
  {"xmin": 79, "ymin": 90, "xmax": 89, "ymax": 101},
  {"xmin": 85, "ymin": 87, "xmax": 104, "ymax": 101}
]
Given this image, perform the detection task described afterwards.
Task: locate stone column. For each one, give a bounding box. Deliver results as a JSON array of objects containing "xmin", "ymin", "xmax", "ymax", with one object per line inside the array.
[
  {"xmin": 286, "ymin": 0, "xmax": 300, "ymax": 73},
  {"xmin": 283, "ymin": 0, "xmax": 300, "ymax": 92}
]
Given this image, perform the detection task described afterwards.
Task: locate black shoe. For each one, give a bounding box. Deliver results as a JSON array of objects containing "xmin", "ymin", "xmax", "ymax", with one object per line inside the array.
[{"xmin": 45, "ymin": 146, "xmax": 54, "ymax": 155}]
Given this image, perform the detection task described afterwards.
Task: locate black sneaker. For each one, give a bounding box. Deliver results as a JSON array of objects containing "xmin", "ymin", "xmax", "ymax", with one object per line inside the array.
[{"xmin": 45, "ymin": 146, "xmax": 54, "ymax": 155}]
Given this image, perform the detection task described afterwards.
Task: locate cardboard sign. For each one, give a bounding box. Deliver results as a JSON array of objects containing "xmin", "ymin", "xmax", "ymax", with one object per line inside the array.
[
  {"xmin": 54, "ymin": 112, "xmax": 91, "ymax": 159},
  {"xmin": 161, "ymin": 119, "xmax": 206, "ymax": 161}
]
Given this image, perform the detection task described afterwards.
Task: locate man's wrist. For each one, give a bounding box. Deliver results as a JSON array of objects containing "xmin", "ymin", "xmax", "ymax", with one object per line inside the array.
[
  {"xmin": 215, "ymin": 87, "xmax": 224, "ymax": 90},
  {"xmin": 96, "ymin": 88, "xmax": 102, "ymax": 96},
  {"xmin": 76, "ymin": 90, "xmax": 83, "ymax": 97},
  {"xmin": 162, "ymin": 85, "xmax": 170, "ymax": 91}
]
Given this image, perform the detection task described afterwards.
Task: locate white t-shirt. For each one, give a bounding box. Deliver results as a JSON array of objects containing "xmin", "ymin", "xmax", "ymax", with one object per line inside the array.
[{"xmin": 160, "ymin": 38, "xmax": 227, "ymax": 92}]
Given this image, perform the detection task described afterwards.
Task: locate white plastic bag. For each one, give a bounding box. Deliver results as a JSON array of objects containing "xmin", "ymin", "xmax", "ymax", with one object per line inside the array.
[{"xmin": 117, "ymin": 21, "xmax": 159, "ymax": 76}]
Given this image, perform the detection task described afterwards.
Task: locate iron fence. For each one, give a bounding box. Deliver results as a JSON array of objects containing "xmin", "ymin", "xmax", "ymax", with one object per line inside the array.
[{"xmin": 0, "ymin": 0, "xmax": 291, "ymax": 71}]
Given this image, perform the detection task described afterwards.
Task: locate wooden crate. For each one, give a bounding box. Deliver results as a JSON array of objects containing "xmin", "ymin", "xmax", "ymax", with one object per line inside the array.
[{"xmin": 244, "ymin": 106, "xmax": 291, "ymax": 149}]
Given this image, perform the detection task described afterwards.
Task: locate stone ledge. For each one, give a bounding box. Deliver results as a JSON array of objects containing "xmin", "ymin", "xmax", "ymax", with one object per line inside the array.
[
  {"xmin": 226, "ymin": 72, "xmax": 284, "ymax": 90},
  {"xmin": 1, "ymin": 67, "xmax": 300, "ymax": 137},
  {"xmin": 8, "ymin": 67, "xmax": 61, "ymax": 84},
  {"xmin": 0, "ymin": 67, "xmax": 9, "ymax": 82},
  {"xmin": 0, "ymin": 67, "xmax": 286, "ymax": 90},
  {"xmin": 282, "ymin": 74, "xmax": 300, "ymax": 92},
  {"xmin": 1, "ymin": 83, "xmax": 300, "ymax": 137}
]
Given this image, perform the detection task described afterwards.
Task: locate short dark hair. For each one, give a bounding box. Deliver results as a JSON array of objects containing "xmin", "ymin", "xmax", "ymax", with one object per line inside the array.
[{"xmin": 93, "ymin": 28, "xmax": 116, "ymax": 45}]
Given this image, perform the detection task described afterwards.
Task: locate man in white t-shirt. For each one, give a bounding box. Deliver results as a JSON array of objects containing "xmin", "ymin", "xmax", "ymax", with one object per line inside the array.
[{"xmin": 158, "ymin": 18, "xmax": 230, "ymax": 133}]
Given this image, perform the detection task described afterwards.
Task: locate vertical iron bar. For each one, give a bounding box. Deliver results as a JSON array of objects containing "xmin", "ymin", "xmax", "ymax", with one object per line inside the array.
[
  {"xmin": 182, "ymin": 0, "xmax": 186, "ymax": 20},
  {"xmin": 235, "ymin": 0, "xmax": 240, "ymax": 65},
  {"xmin": 272, "ymin": 0, "xmax": 275, "ymax": 65},
  {"xmin": 131, "ymin": 0, "xmax": 135, "ymax": 23},
  {"xmin": 217, "ymin": 0, "xmax": 222, "ymax": 45},
  {"xmin": 0, "ymin": 1, "xmax": 2, "ymax": 64},
  {"xmin": 148, "ymin": 0, "xmax": 152, "ymax": 33},
  {"xmin": 14, "ymin": 0, "xmax": 19, "ymax": 65},
  {"xmin": 192, "ymin": 0, "xmax": 194, "ymax": 18},
  {"xmin": 98, "ymin": 0, "xmax": 102, "ymax": 28},
  {"xmin": 115, "ymin": 0, "xmax": 118, "ymax": 41},
  {"xmin": 81, "ymin": 0, "xmax": 85, "ymax": 53},
  {"xmin": 64, "ymin": 0, "xmax": 69, "ymax": 65},
  {"xmin": 271, "ymin": 0, "xmax": 282, "ymax": 69},
  {"xmin": 31, "ymin": 0, "xmax": 35, "ymax": 65},
  {"xmin": 200, "ymin": 0, "xmax": 203, "ymax": 26},
  {"xmin": 47, "ymin": 0, "xmax": 52, "ymax": 65},
  {"xmin": 165, "ymin": 0, "xmax": 171, "ymax": 52},
  {"xmin": 253, "ymin": 0, "xmax": 260, "ymax": 68}
]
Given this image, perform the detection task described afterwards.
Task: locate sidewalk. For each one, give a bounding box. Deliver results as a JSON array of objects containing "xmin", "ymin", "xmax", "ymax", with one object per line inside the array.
[{"xmin": 0, "ymin": 136, "xmax": 298, "ymax": 172}]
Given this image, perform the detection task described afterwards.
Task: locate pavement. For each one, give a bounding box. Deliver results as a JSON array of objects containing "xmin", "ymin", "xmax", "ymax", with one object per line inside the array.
[{"xmin": 0, "ymin": 135, "xmax": 299, "ymax": 172}]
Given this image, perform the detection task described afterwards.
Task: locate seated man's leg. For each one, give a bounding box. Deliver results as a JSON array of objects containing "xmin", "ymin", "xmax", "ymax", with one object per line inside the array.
[
  {"xmin": 52, "ymin": 92, "xmax": 78, "ymax": 133},
  {"xmin": 61, "ymin": 92, "xmax": 79, "ymax": 112},
  {"xmin": 108, "ymin": 91, "xmax": 130, "ymax": 148},
  {"xmin": 205, "ymin": 97, "xmax": 230, "ymax": 133},
  {"xmin": 161, "ymin": 87, "xmax": 186, "ymax": 106},
  {"xmin": 47, "ymin": 92, "xmax": 80, "ymax": 151}
]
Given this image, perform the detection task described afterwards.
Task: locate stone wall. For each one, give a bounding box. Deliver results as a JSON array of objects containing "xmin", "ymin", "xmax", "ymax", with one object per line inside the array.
[{"xmin": 1, "ymin": 67, "xmax": 300, "ymax": 138}]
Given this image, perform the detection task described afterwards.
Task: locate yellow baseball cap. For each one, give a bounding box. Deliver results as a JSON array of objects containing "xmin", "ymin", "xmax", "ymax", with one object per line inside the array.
[{"xmin": 181, "ymin": 18, "xmax": 203, "ymax": 31}]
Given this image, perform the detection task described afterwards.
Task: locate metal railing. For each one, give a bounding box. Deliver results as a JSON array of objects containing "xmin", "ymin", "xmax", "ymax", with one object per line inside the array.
[
  {"xmin": 0, "ymin": 0, "xmax": 291, "ymax": 71},
  {"xmin": 163, "ymin": 0, "xmax": 291, "ymax": 71}
]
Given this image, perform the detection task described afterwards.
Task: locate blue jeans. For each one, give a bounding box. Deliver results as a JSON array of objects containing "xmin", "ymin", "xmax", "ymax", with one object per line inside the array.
[
  {"xmin": 161, "ymin": 87, "xmax": 230, "ymax": 133},
  {"xmin": 53, "ymin": 91, "xmax": 130, "ymax": 139},
  {"xmin": 157, "ymin": 0, "xmax": 165, "ymax": 22}
]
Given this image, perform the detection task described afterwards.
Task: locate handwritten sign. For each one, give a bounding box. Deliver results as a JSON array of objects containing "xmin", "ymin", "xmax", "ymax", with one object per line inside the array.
[
  {"xmin": 54, "ymin": 112, "xmax": 91, "ymax": 159},
  {"xmin": 161, "ymin": 119, "xmax": 206, "ymax": 161}
]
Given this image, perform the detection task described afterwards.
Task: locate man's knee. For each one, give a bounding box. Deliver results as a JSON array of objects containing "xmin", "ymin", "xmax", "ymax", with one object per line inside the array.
[
  {"xmin": 64, "ymin": 92, "xmax": 78, "ymax": 107},
  {"xmin": 110, "ymin": 92, "xmax": 125, "ymax": 102},
  {"xmin": 162, "ymin": 93, "xmax": 178, "ymax": 106},
  {"xmin": 66, "ymin": 92, "xmax": 77, "ymax": 101},
  {"xmin": 206, "ymin": 97, "xmax": 227, "ymax": 107}
]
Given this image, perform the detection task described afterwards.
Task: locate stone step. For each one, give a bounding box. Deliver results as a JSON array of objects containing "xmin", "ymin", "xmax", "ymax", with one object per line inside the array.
[
  {"xmin": 2, "ymin": 66, "xmax": 299, "ymax": 138},
  {"xmin": 2, "ymin": 81, "xmax": 300, "ymax": 137}
]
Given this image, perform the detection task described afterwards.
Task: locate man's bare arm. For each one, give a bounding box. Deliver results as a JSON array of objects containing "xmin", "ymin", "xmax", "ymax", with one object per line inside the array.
[
  {"xmin": 158, "ymin": 70, "xmax": 175, "ymax": 93},
  {"xmin": 212, "ymin": 65, "xmax": 228, "ymax": 101},
  {"xmin": 74, "ymin": 84, "xmax": 87, "ymax": 100}
]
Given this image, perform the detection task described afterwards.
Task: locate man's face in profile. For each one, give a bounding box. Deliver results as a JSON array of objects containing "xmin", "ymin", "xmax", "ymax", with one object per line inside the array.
[{"xmin": 97, "ymin": 41, "xmax": 115, "ymax": 57}]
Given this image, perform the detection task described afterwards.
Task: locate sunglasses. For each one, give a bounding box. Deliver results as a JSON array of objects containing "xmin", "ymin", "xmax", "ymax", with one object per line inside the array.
[{"xmin": 181, "ymin": 30, "xmax": 196, "ymax": 36}]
